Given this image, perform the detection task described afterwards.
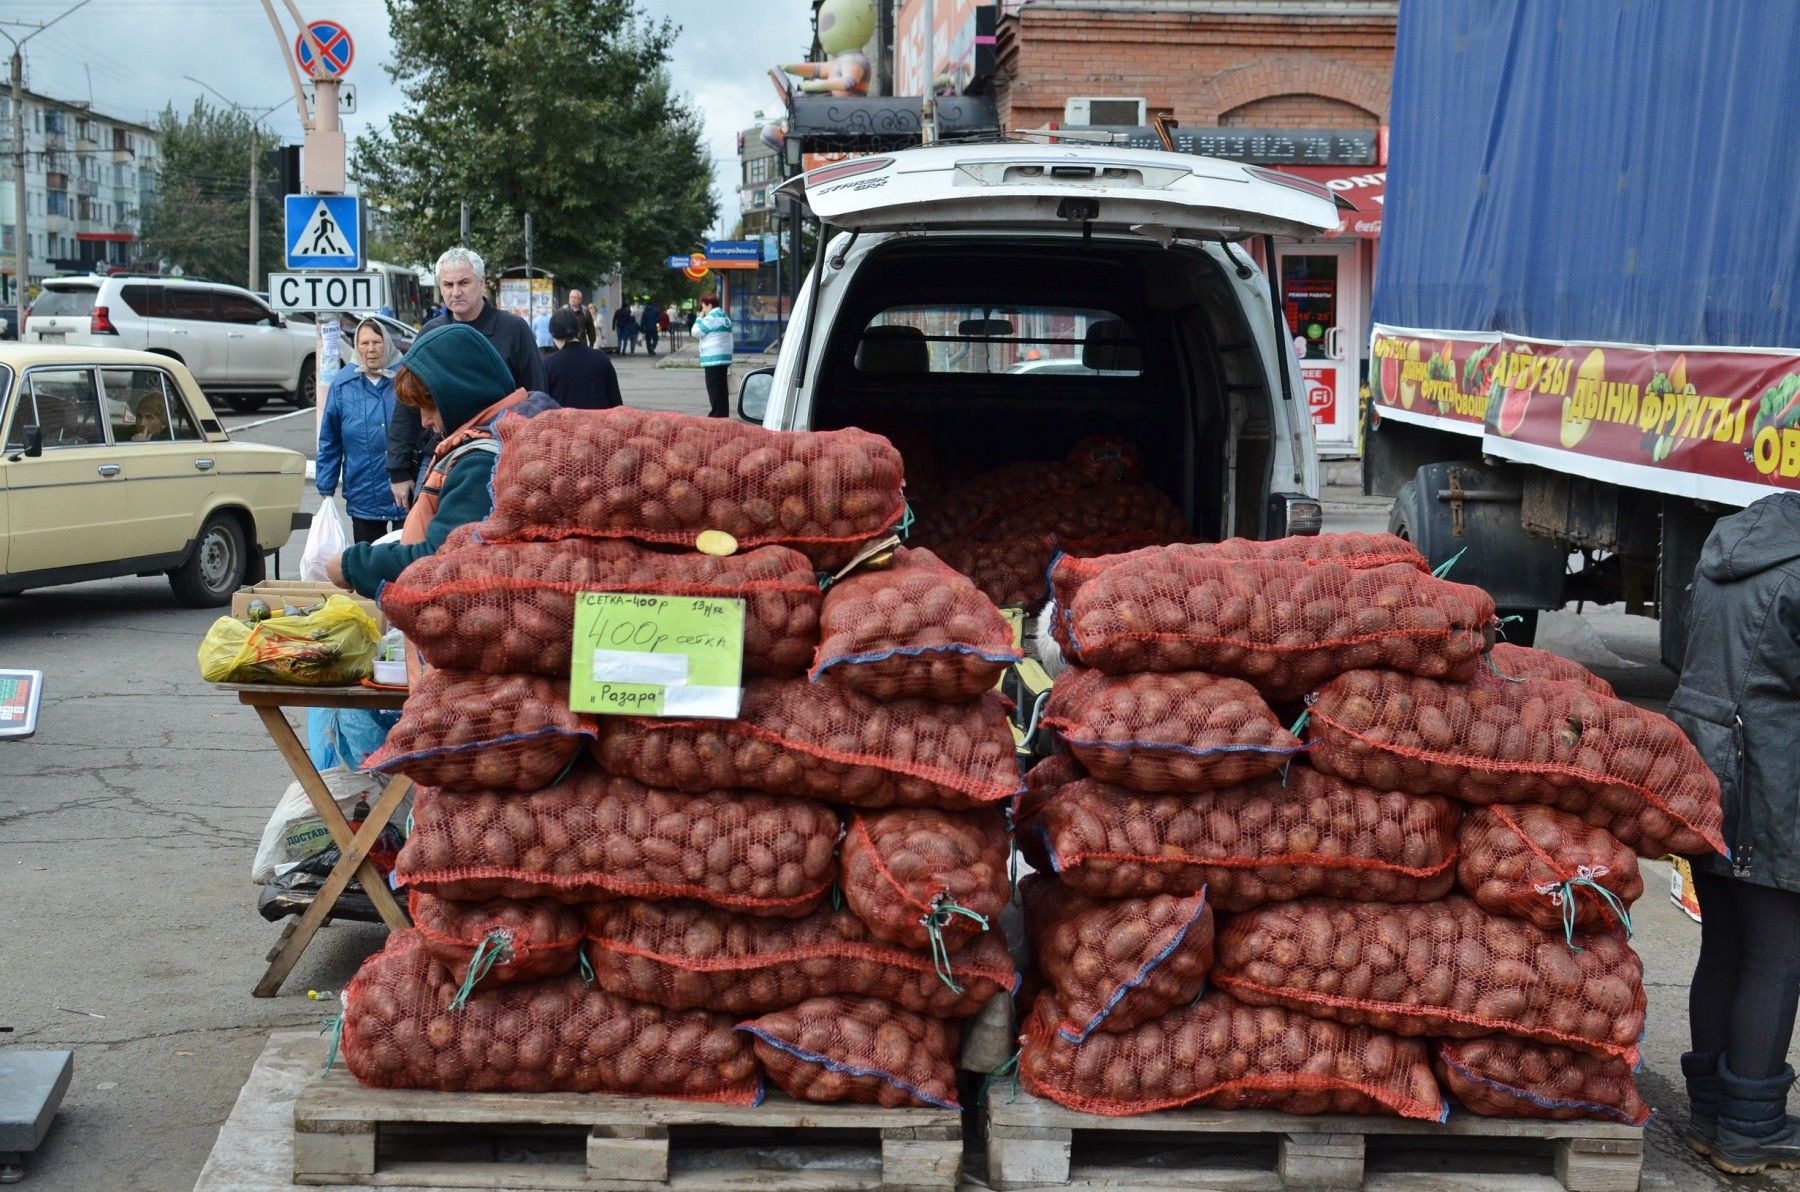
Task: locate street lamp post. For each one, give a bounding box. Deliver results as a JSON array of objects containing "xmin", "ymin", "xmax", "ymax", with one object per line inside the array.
[{"xmin": 1, "ymin": 0, "xmax": 94, "ymax": 305}]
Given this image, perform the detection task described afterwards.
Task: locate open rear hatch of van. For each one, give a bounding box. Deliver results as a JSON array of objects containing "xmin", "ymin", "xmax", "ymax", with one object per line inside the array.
[{"xmin": 782, "ymin": 144, "xmax": 1342, "ymax": 240}]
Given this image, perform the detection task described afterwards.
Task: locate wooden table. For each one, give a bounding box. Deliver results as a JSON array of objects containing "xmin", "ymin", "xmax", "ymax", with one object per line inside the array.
[{"xmin": 221, "ymin": 683, "xmax": 412, "ymax": 998}]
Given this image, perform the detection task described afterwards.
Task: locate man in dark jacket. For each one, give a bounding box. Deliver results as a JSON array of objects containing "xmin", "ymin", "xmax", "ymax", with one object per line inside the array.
[
  {"xmin": 386, "ymin": 246, "xmax": 545, "ymax": 505},
  {"xmin": 543, "ymin": 308, "xmax": 623, "ymax": 410},
  {"xmin": 1669, "ymin": 492, "xmax": 1800, "ymax": 1175}
]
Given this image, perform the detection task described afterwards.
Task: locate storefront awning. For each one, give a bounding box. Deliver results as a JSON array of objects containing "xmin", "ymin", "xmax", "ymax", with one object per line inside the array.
[
  {"xmin": 1274, "ymin": 166, "xmax": 1384, "ymax": 238},
  {"xmin": 76, "ymin": 232, "xmax": 136, "ymax": 243}
]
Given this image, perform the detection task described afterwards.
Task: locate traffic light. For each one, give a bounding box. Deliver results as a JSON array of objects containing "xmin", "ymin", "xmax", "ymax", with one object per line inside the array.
[{"xmin": 266, "ymin": 144, "xmax": 301, "ymax": 201}]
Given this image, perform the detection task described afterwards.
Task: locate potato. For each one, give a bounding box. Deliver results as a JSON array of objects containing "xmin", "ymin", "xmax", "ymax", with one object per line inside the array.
[
  {"xmin": 1021, "ymin": 876, "xmax": 1213, "ymax": 1039},
  {"xmin": 361, "ymin": 670, "xmax": 592, "ymax": 792},
  {"xmin": 474, "ymin": 409, "xmax": 904, "ymax": 568},
  {"xmin": 1018, "ymin": 989, "xmax": 1445, "ymax": 1119},
  {"xmin": 740, "ymin": 996, "xmax": 961, "ymax": 1108},
  {"xmin": 930, "ymin": 536, "xmax": 1058, "ymax": 610},
  {"xmin": 382, "ymin": 539, "xmax": 822, "ymax": 679},
  {"xmin": 1042, "ymin": 667, "xmax": 1304, "ymax": 791},
  {"xmin": 978, "ymin": 483, "xmax": 1188, "ymax": 549},
  {"xmin": 1435, "ymin": 1037, "xmax": 1650, "ymax": 1124},
  {"xmin": 840, "ymin": 808, "xmax": 1010, "ymax": 950},
  {"xmin": 584, "ymin": 899, "xmax": 1017, "ymax": 1017},
  {"xmin": 594, "ymin": 678, "xmax": 1020, "ymax": 810},
  {"xmin": 1017, "ymin": 766, "xmax": 1460, "ymax": 910},
  {"xmin": 1485, "ymin": 643, "xmax": 1616, "ymax": 695},
  {"xmin": 1456, "ymin": 805, "xmax": 1642, "ymax": 934},
  {"xmin": 394, "ymin": 772, "xmax": 842, "ymax": 916},
  {"xmin": 1308, "ymin": 669, "xmax": 1726, "ymax": 858},
  {"xmin": 341, "ymin": 930, "xmax": 760, "ymax": 1098},
  {"xmin": 409, "ymin": 891, "xmax": 584, "ymax": 989},
  {"xmin": 810, "ymin": 547, "xmax": 1021, "ymax": 703},
  {"xmin": 1057, "ymin": 553, "xmax": 1493, "ymax": 699},
  {"xmin": 1212, "ymin": 896, "xmax": 1647, "ymax": 1064}
]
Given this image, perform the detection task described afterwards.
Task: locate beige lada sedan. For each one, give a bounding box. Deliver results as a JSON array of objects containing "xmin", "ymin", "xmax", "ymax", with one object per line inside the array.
[{"xmin": 0, "ymin": 344, "xmax": 304, "ymax": 606}]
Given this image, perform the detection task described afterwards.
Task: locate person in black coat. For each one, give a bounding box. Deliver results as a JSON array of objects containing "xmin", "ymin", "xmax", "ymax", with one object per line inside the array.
[
  {"xmin": 387, "ymin": 246, "xmax": 546, "ymax": 503},
  {"xmin": 1669, "ymin": 492, "xmax": 1800, "ymax": 1175},
  {"xmin": 543, "ymin": 308, "xmax": 623, "ymax": 411}
]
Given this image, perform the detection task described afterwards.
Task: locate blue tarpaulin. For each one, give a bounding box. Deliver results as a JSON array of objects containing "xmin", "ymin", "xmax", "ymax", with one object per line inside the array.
[{"xmin": 1373, "ymin": 0, "xmax": 1800, "ymax": 350}]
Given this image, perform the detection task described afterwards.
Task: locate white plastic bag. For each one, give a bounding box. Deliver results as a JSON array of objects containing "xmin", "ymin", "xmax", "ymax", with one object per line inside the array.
[
  {"xmin": 300, "ymin": 497, "xmax": 349, "ymax": 582},
  {"xmin": 251, "ymin": 766, "xmax": 391, "ymax": 883}
]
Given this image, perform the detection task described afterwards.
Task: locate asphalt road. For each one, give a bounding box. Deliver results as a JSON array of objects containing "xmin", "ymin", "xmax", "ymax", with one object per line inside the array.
[{"xmin": 0, "ymin": 353, "xmax": 1787, "ymax": 1190}]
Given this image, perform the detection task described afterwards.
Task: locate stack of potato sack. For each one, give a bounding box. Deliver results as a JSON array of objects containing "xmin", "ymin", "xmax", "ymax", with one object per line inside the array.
[
  {"xmin": 340, "ymin": 409, "xmax": 1023, "ymax": 1108},
  {"xmin": 1014, "ymin": 533, "xmax": 1722, "ymax": 1123},
  {"xmin": 912, "ymin": 437, "xmax": 1193, "ymax": 610}
]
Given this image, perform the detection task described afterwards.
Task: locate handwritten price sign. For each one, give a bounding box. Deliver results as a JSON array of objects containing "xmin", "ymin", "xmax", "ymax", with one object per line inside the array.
[{"xmin": 569, "ymin": 593, "xmax": 745, "ymax": 718}]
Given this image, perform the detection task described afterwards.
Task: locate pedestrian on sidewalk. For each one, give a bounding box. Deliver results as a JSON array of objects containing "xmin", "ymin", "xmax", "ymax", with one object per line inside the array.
[
  {"xmin": 665, "ymin": 303, "xmax": 683, "ymax": 349},
  {"xmin": 1669, "ymin": 492, "xmax": 1800, "ymax": 1176},
  {"xmin": 641, "ymin": 300, "xmax": 661, "ymax": 356},
  {"xmin": 566, "ymin": 288, "xmax": 597, "ymax": 346},
  {"xmin": 694, "ymin": 293, "xmax": 733, "ymax": 418},
  {"xmin": 543, "ymin": 307, "xmax": 623, "ymax": 410},
  {"xmin": 532, "ymin": 306, "xmax": 556, "ymax": 358},
  {"xmin": 317, "ymin": 318, "xmax": 407, "ymax": 540}
]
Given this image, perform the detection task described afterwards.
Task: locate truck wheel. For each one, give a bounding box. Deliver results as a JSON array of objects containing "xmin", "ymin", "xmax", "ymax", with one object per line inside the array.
[
  {"xmin": 1389, "ymin": 474, "xmax": 1543, "ymax": 647},
  {"xmin": 169, "ymin": 513, "xmax": 247, "ymax": 607},
  {"xmin": 292, "ymin": 358, "xmax": 317, "ymax": 409},
  {"xmin": 223, "ymin": 394, "xmax": 268, "ymax": 414}
]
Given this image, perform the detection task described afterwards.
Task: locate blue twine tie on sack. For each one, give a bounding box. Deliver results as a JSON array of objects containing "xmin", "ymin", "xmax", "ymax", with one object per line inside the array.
[
  {"xmin": 320, "ymin": 1013, "xmax": 344, "ymax": 1074},
  {"xmin": 1538, "ymin": 865, "xmax": 1634, "ymax": 952},
  {"xmin": 924, "ymin": 897, "xmax": 991, "ymax": 994},
  {"xmin": 579, "ymin": 948, "xmax": 596, "ymax": 986},
  {"xmin": 1431, "ymin": 547, "xmax": 1468, "ymax": 579}
]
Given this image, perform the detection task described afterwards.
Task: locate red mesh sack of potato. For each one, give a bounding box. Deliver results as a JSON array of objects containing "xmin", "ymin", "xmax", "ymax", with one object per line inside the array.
[
  {"xmin": 1457, "ymin": 805, "xmax": 1642, "ymax": 937},
  {"xmin": 738, "ymin": 996, "xmax": 961, "ymax": 1109},
  {"xmin": 916, "ymin": 461, "xmax": 1079, "ymax": 545},
  {"xmin": 1306, "ymin": 669, "xmax": 1725, "ymax": 858},
  {"xmin": 931, "ymin": 536, "xmax": 1054, "ymax": 610},
  {"xmin": 978, "ymin": 484, "xmax": 1188, "ymax": 548},
  {"xmin": 360, "ymin": 672, "xmax": 592, "ymax": 792},
  {"xmin": 1064, "ymin": 435, "xmax": 1144, "ymax": 486},
  {"xmin": 1212, "ymin": 896, "xmax": 1647, "ymax": 1064},
  {"xmin": 409, "ymin": 891, "xmax": 585, "ymax": 991},
  {"xmin": 1060, "ymin": 556, "xmax": 1495, "ymax": 699},
  {"xmin": 1042, "ymin": 667, "xmax": 1306, "ymax": 791},
  {"xmin": 380, "ymin": 539, "xmax": 820, "ymax": 680},
  {"xmin": 395, "ymin": 773, "xmax": 841, "ymax": 916},
  {"xmin": 809, "ymin": 547, "xmax": 1021, "ymax": 703},
  {"xmin": 840, "ymin": 808, "xmax": 1010, "ymax": 951},
  {"xmin": 1434, "ymin": 1037, "xmax": 1651, "ymax": 1125},
  {"xmin": 341, "ymin": 930, "xmax": 761, "ymax": 1101},
  {"xmin": 1012, "ymin": 754, "xmax": 1083, "ymax": 875},
  {"xmin": 1019, "ymin": 989, "xmax": 1446, "ymax": 1120},
  {"xmin": 595, "ymin": 679, "xmax": 1021, "ymax": 810},
  {"xmin": 1486, "ymin": 643, "xmax": 1616, "ymax": 696},
  {"xmin": 1020, "ymin": 875, "xmax": 1213, "ymax": 1041},
  {"xmin": 1020, "ymin": 767, "xmax": 1460, "ymax": 911},
  {"xmin": 476, "ymin": 408, "xmax": 905, "ymax": 568},
  {"xmin": 584, "ymin": 900, "xmax": 1017, "ymax": 1017}
]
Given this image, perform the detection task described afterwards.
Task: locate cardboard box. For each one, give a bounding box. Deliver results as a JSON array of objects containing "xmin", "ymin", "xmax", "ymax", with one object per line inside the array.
[{"xmin": 232, "ymin": 581, "xmax": 386, "ymax": 632}]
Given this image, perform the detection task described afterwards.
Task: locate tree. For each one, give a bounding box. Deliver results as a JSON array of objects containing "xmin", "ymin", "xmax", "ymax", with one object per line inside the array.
[
  {"xmin": 139, "ymin": 100, "xmax": 283, "ymax": 288},
  {"xmin": 353, "ymin": 0, "xmax": 717, "ymax": 291}
]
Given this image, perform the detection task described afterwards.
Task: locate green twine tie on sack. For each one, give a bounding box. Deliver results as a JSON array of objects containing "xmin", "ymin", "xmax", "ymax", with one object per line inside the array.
[
  {"xmin": 448, "ymin": 931, "xmax": 514, "ymax": 1010},
  {"xmin": 923, "ymin": 896, "xmax": 992, "ymax": 995},
  {"xmin": 320, "ymin": 1013, "xmax": 344, "ymax": 1074},
  {"xmin": 1537, "ymin": 865, "xmax": 1634, "ymax": 952},
  {"xmin": 978, "ymin": 1050, "xmax": 1022, "ymax": 1105},
  {"xmin": 579, "ymin": 948, "xmax": 596, "ymax": 986},
  {"xmin": 1431, "ymin": 547, "xmax": 1468, "ymax": 579},
  {"xmin": 897, "ymin": 502, "xmax": 916, "ymax": 542}
]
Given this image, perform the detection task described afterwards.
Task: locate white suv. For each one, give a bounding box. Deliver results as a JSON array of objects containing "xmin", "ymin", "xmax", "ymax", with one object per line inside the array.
[{"xmin": 24, "ymin": 275, "xmax": 317, "ymax": 413}]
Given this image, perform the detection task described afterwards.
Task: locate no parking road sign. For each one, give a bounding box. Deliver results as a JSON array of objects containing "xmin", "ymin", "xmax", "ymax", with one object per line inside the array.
[
  {"xmin": 285, "ymin": 195, "xmax": 363, "ymax": 270},
  {"xmin": 295, "ymin": 20, "xmax": 354, "ymax": 76}
]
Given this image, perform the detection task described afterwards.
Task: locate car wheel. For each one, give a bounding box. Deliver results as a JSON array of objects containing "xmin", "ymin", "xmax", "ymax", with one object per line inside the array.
[
  {"xmin": 223, "ymin": 394, "xmax": 268, "ymax": 414},
  {"xmin": 292, "ymin": 358, "xmax": 317, "ymax": 409},
  {"xmin": 169, "ymin": 513, "xmax": 247, "ymax": 607}
]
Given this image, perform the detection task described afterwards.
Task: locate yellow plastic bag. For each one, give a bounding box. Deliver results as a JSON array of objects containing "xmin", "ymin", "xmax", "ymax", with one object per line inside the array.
[{"xmin": 199, "ymin": 595, "xmax": 380, "ymax": 686}]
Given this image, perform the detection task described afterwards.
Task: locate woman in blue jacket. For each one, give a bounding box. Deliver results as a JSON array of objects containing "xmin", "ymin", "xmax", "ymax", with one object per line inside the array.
[{"xmin": 317, "ymin": 317, "xmax": 407, "ymax": 542}]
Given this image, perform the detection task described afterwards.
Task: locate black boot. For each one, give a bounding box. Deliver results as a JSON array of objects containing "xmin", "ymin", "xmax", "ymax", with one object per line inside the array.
[
  {"xmin": 1683, "ymin": 1051, "xmax": 1723, "ymax": 1155},
  {"xmin": 1712, "ymin": 1061, "xmax": 1800, "ymax": 1175}
]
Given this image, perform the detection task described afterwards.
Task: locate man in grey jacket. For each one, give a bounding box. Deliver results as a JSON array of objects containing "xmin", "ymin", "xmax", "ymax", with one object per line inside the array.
[{"xmin": 1669, "ymin": 492, "xmax": 1800, "ymax": 1175}]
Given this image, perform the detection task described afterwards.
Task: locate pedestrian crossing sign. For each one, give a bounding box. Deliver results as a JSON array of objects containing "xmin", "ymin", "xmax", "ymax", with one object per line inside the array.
[{"xmin": 285, "ymin": 194, "xmax": 363, "ymax": 270}]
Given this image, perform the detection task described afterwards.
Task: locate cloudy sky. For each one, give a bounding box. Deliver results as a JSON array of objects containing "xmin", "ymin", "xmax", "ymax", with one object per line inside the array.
[{"xmin": 8, "ymin": 0, "xmax": 815, "ymax": 236}]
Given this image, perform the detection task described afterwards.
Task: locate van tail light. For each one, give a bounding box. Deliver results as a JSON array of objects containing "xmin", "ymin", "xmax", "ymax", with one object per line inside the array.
[{"xmin": 91, "ymin": 305, "xmax": 118, "ymax": 335}]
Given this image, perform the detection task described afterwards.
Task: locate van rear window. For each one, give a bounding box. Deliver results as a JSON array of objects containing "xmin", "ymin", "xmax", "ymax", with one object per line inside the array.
[
  {"xmin": 31, "ymin": 287, "xmax": 97, "ymax": 318},
  {"xmin": 858, "ymin": 305, "xmax": 1142, "ymax": 377}
]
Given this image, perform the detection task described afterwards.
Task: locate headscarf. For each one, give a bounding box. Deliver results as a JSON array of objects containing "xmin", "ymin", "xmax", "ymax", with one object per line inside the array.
[{"xmin": 352, "ymin": 315, "xmax": 399, "ymax": 380}]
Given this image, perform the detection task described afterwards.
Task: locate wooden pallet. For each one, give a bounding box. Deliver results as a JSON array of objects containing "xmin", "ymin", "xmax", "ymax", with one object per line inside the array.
[
  {"xmin": 983, "ymin": 1090, "xmax": 1642, "ymax": 1191},
  {"xmin": 293, "ymin": 1064, "xmax": 962, "ymax": 1191}
]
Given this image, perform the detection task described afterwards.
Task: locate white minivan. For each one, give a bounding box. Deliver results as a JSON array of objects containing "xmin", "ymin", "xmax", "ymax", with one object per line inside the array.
[
  {"xmin": 740, "ymin": 143, "xmax": 1339, "ymax": 556},
  {"xmin": 24, "ymin": 275, "xmax": 317, "ymax": 414}
]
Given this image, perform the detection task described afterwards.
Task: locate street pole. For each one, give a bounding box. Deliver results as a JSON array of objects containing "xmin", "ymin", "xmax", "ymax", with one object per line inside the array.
[
  {"xmin": 460, "ymin": 201, "xmax": 469, "ymax": 247},
  {"xmin": 920, "ymin": 0, "xmax": 936, "ymax": 144},
  {"xmin": 2, "ymin": 0, "xmax": 93, "ymax": 306},
  {"xmin": 247, "ymin": 124, "xmax": 260, "ymax": 290}
]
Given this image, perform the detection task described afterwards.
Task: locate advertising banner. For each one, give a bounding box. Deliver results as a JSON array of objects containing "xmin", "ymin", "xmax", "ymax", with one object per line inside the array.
[{"xmin": 1371, "ymin": 324, "xmax": 1800, "ymax": 504}]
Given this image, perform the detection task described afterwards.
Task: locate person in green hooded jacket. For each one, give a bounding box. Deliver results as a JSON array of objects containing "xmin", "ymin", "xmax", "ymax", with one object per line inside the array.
[{"xmin": 325, "ymin": 321, "xmax": 558, "ymax": 597}]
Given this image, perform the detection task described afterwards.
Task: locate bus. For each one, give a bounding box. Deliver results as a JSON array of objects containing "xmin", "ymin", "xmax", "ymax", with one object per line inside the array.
[{"xmin": 367, "ymin": 260, "xmax": 426, "ymax": 326}]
